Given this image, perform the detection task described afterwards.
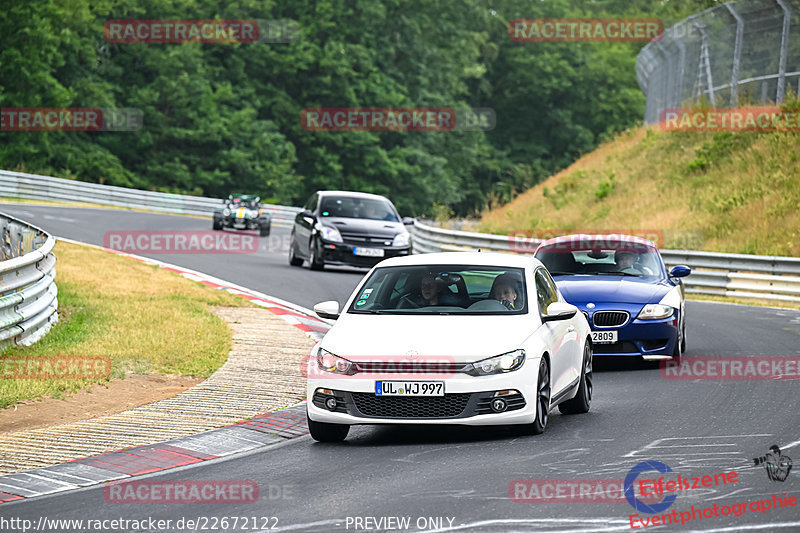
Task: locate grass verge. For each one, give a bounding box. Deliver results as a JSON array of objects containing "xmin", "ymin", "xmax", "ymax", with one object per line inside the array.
[
  {"xmin": 479, "ymin": 105, "xmax": 800, "ymax": 256},
  {"xmin": 0, "ymin": 241, "xmax": 253, "ymax": 409}
]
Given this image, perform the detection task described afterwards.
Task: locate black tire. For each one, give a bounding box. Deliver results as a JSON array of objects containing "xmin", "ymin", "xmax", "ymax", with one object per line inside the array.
[
  {"xmin": 288, "ymin": 237, "xmax": 303, "ymax": 266},
  {"xmin": 559, "ymin": 342, "xmax": 592, "ymax": 415},
  {"xmin": 212, "ymin": 217, "xmax": 223, "ymax": 231},
  {"xmin": 680, "ymin": 322, "xmax": 686, "ymax": 353},
  {"xmin": 259, "ymin": 221, "xmax": 270, "ymax": 237},
  {"xmin": 307, "ymin": 415, "xmax": 349, "ymax": 442},
  {"xmin": 672, "ymin": 324, "xmax": 683, "ymax": 362},
  {"xmin": 308, "ymin": 238, "xmax": 324, "ymax": 270},
  {"xmin": 526, "ymin": 358, "xmax": 551, "ymax": 435},
  {"xmin": 672, "ymin": 320, "xmax": 686, "ymax": 363}
]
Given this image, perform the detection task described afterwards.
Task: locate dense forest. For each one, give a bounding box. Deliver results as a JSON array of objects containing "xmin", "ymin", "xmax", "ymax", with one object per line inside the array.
[{"xmin": 1, "ymin": 0, "xmax": 721, "ymax": 216}]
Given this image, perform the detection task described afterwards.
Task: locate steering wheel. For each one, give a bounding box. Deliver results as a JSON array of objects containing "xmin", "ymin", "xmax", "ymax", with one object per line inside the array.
[{"xmin": 397, "ymin": 293, "xmax": 421, "ymax": 308}]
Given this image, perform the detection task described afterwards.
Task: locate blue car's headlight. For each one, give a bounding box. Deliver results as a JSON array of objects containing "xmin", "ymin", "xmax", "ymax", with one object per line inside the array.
[
  {"xmin": 637, "ymin": 304, "xmax": 674, "ymax": 320},
  {"xmin": 467, "ymin": 349, "xmax": 525, "ymax": 376},
  {"xmin": 316, "ymin": 348, "xmax": 357, "ymax": 375}
]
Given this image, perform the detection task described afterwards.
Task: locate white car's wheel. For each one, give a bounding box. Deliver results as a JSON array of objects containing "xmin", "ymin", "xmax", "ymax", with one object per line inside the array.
[
  {"xmin": 526, "ymin": 358, "xmax": 550, "ymax": 435},
  {"xmin": 559, "ymin": 342, "xmax": 592, "ymax": 415},
  {"xmin": 307, "ymin": 415, "xmax": 349, "ymax": 442}
]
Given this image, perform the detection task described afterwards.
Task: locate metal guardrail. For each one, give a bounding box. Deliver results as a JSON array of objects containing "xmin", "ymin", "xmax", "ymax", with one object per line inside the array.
[
  {"xmin": 0, "ymin": 212, "xmax": 58, "ymax": 350},
  {"xmin": 0, "ymin": 170, "xmax": 302, "ymax": 228},
  {"xmin": 411, "ymin": 221, "xmax": 800, "ymax": 304},
  {"xmin": 2, "ymin": 169, "xmax": 797, "ymax": 304}
]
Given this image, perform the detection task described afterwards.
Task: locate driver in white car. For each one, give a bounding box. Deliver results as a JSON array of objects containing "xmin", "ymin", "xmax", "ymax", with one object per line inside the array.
[{"xmin": 490, "ymin": 273, "xmax": 520, "ymax": 310}]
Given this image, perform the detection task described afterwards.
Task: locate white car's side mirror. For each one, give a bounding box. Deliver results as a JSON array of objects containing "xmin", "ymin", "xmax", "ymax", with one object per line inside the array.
[
  {"xmin": 542, "ymin": 302, "xmax": 578, "ymax": 322},
  {"xmin": 314, "ymin": 300, "xmax": 340, "ymax": 320}
]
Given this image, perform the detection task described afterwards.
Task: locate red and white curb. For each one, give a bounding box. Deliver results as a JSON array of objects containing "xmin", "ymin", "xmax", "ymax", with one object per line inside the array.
[{"xmin": 0, "ymin": 238, "xmax": 333, "ymax": 503}]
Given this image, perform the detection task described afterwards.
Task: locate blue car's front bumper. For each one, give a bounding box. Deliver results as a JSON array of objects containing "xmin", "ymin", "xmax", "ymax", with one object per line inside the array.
[{"xmin": 578, "ymin": 302, "xmax": 679, "ymax": 358}]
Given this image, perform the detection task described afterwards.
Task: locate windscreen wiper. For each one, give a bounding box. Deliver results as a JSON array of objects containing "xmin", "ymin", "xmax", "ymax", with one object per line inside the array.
[{"xmin": 593, "ymin": 271, "xmax": 639, "ymax": 277}]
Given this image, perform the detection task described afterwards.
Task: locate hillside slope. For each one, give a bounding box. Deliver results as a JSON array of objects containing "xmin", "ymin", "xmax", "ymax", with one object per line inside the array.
[{"xmin": 479, "ymin": 120, "xmax": 800, "ymax": 256}]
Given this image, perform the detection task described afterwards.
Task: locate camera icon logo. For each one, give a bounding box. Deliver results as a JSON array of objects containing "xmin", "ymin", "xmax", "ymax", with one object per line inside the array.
[{"xmin": 753, "ymin": 445, "xmax": 793, "ymax": 482}]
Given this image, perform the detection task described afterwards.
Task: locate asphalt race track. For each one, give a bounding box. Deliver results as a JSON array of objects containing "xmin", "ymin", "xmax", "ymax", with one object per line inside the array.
[{"xmin": 2, "ymin": 203, "xmax": 800, "ymax": 532}]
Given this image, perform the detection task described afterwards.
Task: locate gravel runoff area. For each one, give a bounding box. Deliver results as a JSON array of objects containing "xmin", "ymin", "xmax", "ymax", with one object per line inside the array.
[{"xmin": 0, "ymin": 307, "xmax": 316, "ymax": 475}]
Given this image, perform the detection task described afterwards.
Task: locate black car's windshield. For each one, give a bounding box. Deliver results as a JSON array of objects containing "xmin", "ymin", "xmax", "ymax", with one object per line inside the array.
[
  {"xmin": 536, "ymin": 242, "xmax": 663, "ymax": 277},
  {"xmin": 348, "ymin": 265, "xmax": 528, "ymax": 315},
  {"xmin": 320, "ymin": 196, "xmax": 399, "ymax": 222}
]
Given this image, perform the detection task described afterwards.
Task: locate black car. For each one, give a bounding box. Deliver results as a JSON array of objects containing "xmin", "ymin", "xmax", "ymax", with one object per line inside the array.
[
  {"xmin": 213, "ymin": 194, "xmax": 271, "ymax": 237},
  {"xmin": 289, "ymin": 191, "xmax": 413, "ymax": 270}
]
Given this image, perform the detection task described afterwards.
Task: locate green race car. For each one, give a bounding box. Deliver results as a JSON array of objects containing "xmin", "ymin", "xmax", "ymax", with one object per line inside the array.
[{"xmin": 213, "ymin": 194, "xmax": 271, "ymax": 237}]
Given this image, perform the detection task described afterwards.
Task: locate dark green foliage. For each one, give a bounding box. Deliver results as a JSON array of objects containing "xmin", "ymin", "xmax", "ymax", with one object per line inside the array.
[{"xmin": 0, "ymin": 0, "xmax": 715, "ymax": 216}]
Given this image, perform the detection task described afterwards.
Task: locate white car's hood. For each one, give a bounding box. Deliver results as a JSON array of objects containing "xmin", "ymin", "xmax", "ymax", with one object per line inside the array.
[{"xmin": 319, "ymin": 314, "xmax": 534, "ymax": 363}]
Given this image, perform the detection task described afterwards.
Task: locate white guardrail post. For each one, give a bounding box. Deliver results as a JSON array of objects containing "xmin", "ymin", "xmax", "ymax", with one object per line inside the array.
[
  {"xmin": 0, "ymin": 212, "xmax": 58, "ymax": 350},
  {"xmin": 411, "ymin": 221, "xmax": 800, "ymax": 304}
]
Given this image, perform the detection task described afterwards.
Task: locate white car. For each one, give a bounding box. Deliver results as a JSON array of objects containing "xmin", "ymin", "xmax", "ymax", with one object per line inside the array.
[{"xmin": 306, "ymin": 252, "xmax": 593, "ymax": 442}]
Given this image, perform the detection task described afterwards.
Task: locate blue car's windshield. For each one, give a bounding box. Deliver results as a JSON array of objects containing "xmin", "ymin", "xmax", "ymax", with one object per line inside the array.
[{"xmin": 536, "ymin": 243, "xmax": 663, "ymax": 277}]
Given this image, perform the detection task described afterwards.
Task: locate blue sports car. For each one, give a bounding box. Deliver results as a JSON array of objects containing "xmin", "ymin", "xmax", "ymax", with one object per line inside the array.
[{"xmin": 534, "ymin": 234, "xmax": 691, "ymax": 360}]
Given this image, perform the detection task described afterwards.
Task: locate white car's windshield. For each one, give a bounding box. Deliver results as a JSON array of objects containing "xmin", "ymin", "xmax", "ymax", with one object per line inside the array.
[
  {"xmin": 536, "ymin": 243, "xmax": 662, "ymax": 277},
  {"xmin": 348, "ymin": 265, "xmax": 528, "ymax": 314}
]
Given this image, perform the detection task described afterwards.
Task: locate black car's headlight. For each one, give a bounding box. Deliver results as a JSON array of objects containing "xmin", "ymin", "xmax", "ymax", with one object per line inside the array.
[
  {"xmin": 392, "ymin": 231, "xmax": 410, "ymax": 247},
  {"xmin": 316, "ymin": 348, "xmax": 357, "ymax": 375},
  {"xmin": 637, "ymin": 304, "xmax": 674, "ymax": 320},
  {"xmin": 466, "ymin": 349, "xmax": 525, "ymax": 376},
  {"xmin": 318, "ymin": 225, "xmax": 343, "ymax": 243}
]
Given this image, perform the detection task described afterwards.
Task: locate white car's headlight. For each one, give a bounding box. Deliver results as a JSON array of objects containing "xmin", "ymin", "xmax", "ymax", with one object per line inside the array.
[
  {"xmin": 319, "ymin": 225, "xmax": 343, "ymax": 243},
  {"xmin": 637, "ymin": 304, "xmax": 675, "ymax": 320},
  {"xmin": 467, "ymin": 349, "xmax": 525, "ymax": 376},
  {"xmin": 316, "ymin": 348, "xmax": 356, "ymax": 375},
  {"xmin": 392, "ymin": 231, "xmax": 410, "ymax": 247}
]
